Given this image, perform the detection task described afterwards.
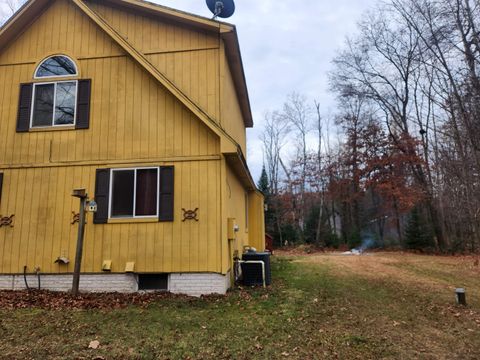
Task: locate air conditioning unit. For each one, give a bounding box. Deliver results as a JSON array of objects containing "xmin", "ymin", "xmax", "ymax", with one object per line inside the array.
[{"xmin": 241, "ymin": 251, "xmax": 272, "ymax": 286}]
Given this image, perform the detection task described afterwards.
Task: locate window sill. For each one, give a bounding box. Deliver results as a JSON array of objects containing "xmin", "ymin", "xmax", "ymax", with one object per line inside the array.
[
  {"xmin": 30, "ymin": 126, "xmax": 76, "ymax": 132},
  {"xmin": 108, "ymin": 218, "xmax": 159, "ymax": 224}
]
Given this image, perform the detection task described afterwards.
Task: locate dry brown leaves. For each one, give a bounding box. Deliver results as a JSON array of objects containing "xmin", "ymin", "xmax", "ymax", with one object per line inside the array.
[{"xmin": 0, "ymin": 290, "xmax": 196, "ymax": 310}]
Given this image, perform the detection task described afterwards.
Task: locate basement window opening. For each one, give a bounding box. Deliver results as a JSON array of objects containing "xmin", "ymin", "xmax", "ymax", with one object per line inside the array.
[{"xmin": 138, "ymin": 274, "xmax": 168, "ymax": 291}]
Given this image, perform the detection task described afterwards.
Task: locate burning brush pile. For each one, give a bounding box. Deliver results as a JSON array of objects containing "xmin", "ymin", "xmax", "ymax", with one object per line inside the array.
[{"xmin": 341, "ymin": 237, "xmax": 375, "ymax": 256}]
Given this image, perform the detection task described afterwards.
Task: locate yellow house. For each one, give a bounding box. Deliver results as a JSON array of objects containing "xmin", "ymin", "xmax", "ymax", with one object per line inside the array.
[{"xmin": 0, "ymin": 0, "xmax": 265, "ymax": 296}]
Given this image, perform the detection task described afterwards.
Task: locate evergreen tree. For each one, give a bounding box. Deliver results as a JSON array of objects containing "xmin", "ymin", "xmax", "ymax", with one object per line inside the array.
[
  {"xmin": 257, "ymin": 165, "xmax": 269, "ymax": 196},
  {"xmin": 257, "ymin": 165, "xmax": 276, "ymax": 238},
  {"xmin": 405, "ymin": 207, "xmax": 433, "ymax": 250}
]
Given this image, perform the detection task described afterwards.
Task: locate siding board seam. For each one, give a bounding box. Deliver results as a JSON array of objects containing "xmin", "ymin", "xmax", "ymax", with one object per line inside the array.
[
  {"xmin": 144, "ymin": 46, "xmax": 219, "ymax": 56},
  {"xmin": 0, "ymin": 155, "xmax": 221, "ymax": 170}
]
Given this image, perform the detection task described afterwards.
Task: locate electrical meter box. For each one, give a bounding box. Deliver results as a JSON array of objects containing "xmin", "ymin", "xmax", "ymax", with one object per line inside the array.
[{"xmin": 227, "ymin": 218, "xmax": 236, "ymax": 240}]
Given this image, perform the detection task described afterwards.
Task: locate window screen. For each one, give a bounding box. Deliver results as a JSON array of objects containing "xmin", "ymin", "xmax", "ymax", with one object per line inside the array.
[{"xmin": 135, "ymin": 169, "xmax": 158, "ymax": 216}]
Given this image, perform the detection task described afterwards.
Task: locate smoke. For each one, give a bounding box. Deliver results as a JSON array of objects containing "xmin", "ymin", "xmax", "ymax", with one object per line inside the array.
[
  {"xmin": 341, "ymin": 234, "xmax": 377, "ymax": 255},
  {"xmin": 349, "ymin": 235, "xmax": 376, "ymax": 255},
  {"xmin": 357, "ymin": 236, "xmax": 375, "ymax": 252}
]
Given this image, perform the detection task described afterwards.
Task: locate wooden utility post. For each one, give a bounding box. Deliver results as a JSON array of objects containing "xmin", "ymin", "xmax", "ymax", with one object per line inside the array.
[{"xmin": 72, "ymin": 189, "xmax": 88, "ymax": 296}]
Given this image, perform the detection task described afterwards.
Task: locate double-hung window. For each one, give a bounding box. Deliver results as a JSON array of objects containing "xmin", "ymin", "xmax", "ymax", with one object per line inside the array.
[
  {"xmin": 109, "ymin": 168, "xmax": 159, "ymax": 218},
  {"xmin": 31, "ymin": 81, "xmax": 77, "ymax": 127},
  {"xmin": 31, "ymin": 55, "xmax": 78, "ymax": 128}
]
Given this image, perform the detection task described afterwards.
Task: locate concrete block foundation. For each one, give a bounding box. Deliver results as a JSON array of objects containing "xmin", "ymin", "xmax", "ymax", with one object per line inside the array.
[{"xmin": 0, "ymin": 272, "xmax": 230, "ymax": 297}]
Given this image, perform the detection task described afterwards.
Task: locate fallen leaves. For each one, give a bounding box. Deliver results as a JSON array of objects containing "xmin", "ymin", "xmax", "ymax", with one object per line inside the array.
[{"xmin": 0, "ymin": 290, "xmax": 193, "ymax": 310}]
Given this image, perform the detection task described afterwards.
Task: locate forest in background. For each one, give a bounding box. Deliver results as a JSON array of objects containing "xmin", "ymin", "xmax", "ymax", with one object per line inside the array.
[{"xmin": 259, "ymin": 0, "xmax": 480, "ymax": 253}]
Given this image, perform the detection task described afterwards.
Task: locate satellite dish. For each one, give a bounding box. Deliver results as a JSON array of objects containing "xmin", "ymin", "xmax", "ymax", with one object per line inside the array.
[{"xmin": 206, "ymin": 0, "xmax": 235, "ymax": 19}]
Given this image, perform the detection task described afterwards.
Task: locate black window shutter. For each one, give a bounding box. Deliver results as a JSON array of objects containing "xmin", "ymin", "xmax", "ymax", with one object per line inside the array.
[
  {"xmin": 94, "ymin": 168, "xmax": 110, "ymax": 224},
  {"xmin": 159, "ymin": 166, "xmax": 174, "ymax": 222},
  {"xmin": 16, "ymin": 83, "xmax": 33, "ymax": 132},
  {"xmin": 0, "ymin": 173, "xmax": 3, "ymax": 204},
  {"xmin": 76, "ymin": 79, "xmax": 92, "ymax": 129}
]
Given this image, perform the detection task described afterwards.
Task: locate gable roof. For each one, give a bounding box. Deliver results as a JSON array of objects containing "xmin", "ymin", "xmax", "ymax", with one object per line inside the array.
[
  {"xmin": 0, "ymin": 0, "xmax": 253, "ymax": 128},
  {"xmin": 0, "ymin": 0, "xmax": 257, "ymax": 189},
  {"xmin": 100, "ymin": 0, "xmax": 253, "ymax": 128}
]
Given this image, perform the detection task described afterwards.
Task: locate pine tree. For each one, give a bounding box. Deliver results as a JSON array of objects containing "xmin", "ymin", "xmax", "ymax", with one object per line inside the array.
[
  {"xmin": 257, "ymin": 165, "xmax": 269, "ymax": 196},
  {"xmin": 405, "ymin": 207, "xmax": 433, "ymax": 250},
  {"xmin": 258, "ymin": 165, "xmax": 276, "ymax": 239}
]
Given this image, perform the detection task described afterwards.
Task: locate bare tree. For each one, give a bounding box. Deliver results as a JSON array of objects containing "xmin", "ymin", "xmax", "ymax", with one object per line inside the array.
[
  {"xmin": 389, "ymin": 0, "xmax": 480, "ymax": 250},
  {"xmin": 280, "ymin": 92, "xmax": 312, "ymax": 239},
  {"xmin": 258, "ymin": 0, "xmax": 480, "ymax": 252},
  {"xmin": 261, "ymin": 111, "xmax": 289, "ymax": 245},
  {"xmin": 330, "ymin": 3, "xmax": 450, "ymax": 249},
  {"xmin": 314, "ymin": 101, "xmax": 326, "ymax": 246}
]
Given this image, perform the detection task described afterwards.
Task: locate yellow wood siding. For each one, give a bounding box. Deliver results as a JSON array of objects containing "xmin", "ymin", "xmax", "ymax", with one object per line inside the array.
[
  {"xmin": 87, "ymin": 1, "xmax": 222, "ymax": 125},
  {"xmin": 0, "ymin": 160, "xmax": 221, "ymax": 274},
  {"xmin": 0, "ymin": 0, "xmax": 224, "ymax": 274},
  {"xmin": 0, "ymin": 0, "xmax": 220, "ymax": 166},
  {"xmin": 248, "ymin": 191, "xmax": 266, "ymax": 251},
  {"xmin": 225, "ymin": 164, "xmax": 249, "ymax": 255},
  {"xmin": 0, "ymin": 0, "xmax": 124, "ymax": 65},
  {"xmin": 221, "ymin": 51, "xmax": 247, "ymax": 153}
]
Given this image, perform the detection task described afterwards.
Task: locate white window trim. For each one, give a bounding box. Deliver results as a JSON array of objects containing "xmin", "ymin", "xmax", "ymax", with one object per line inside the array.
[
  {"xmin": 30, "ymin": 80, "xmax": 78, "ymax": 129},
  {"xmin": 34, "ymin": 55, "xmax": 78, "ymax": 79},
  {"xmin": 108, "ymin": 167, "xmax": 160, "ymax": 219}
]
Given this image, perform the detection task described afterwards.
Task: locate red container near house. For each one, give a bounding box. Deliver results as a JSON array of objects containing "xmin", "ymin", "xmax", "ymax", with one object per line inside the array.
[{"xmin": 265, "ymin": 233, "xmax": 274, "ymax": 253}]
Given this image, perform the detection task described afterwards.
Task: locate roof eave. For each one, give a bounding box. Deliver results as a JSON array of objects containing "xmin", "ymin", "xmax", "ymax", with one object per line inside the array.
[
  {"xmin": 97, "ymin": 0, "xmax": 235, "ymax": 32},
  {"xmin": 224, "ymin": 146, "xmax": 257, "ymax": 191},
  {"xmin": 0, "ymin": 0, "xmax": 52, "ymax": 53},
  {"xmin": 222, "ymin": 28, "xmax": 254, "ymax": 128}
]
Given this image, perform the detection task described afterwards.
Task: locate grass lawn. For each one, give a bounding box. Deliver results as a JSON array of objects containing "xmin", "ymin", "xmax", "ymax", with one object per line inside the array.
[{"xmin": 0, "ymin": 252, "xmax": 479, "ymax": 359}]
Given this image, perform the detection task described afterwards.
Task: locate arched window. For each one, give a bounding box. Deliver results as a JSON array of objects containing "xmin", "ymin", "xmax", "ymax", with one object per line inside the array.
[
  {"xmin": 31, "ymin": 55, "xmax": 78, "ymax": 127},
  {"xmin": 35, "ymin": 55, "xmax": 78, "ymax": 78}
]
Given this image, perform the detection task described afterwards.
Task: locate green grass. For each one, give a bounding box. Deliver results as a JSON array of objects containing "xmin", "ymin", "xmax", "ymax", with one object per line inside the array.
[{"xmin": 0, "ymin": 254, "xmax": 479, "ymax": 359}]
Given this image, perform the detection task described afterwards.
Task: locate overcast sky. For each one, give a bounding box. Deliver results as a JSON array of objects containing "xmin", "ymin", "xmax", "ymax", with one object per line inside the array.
[
  {"xmin": 155, "ymin": 0, "xmax": 378, "ymax": 180},
  {"xmin": 0, "ymin": 0, "xmax": 378, "ymax": 180}
]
